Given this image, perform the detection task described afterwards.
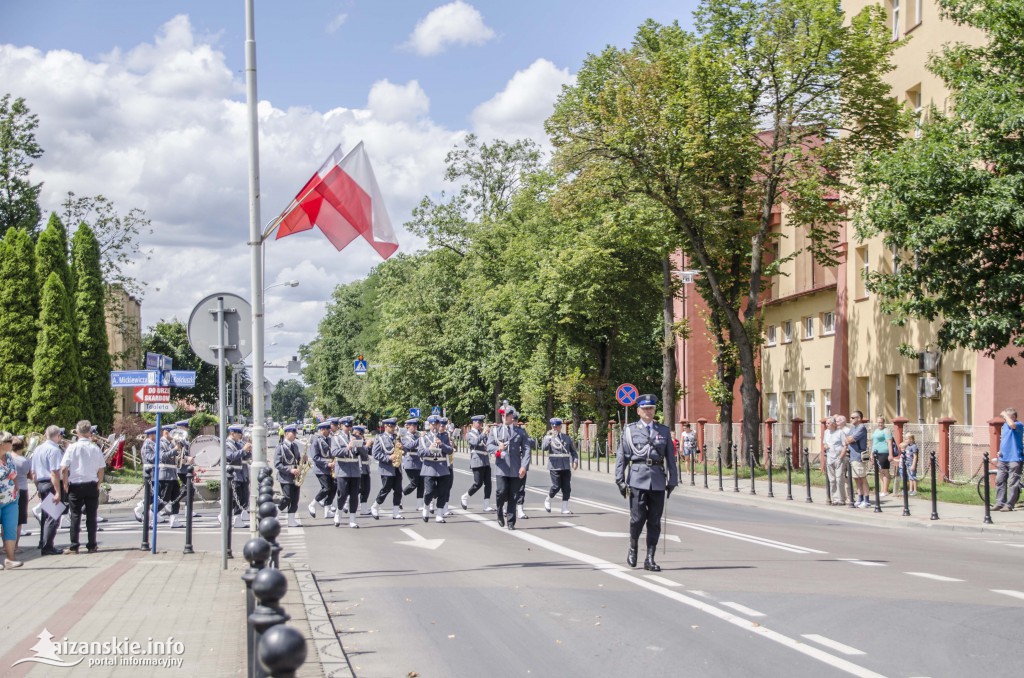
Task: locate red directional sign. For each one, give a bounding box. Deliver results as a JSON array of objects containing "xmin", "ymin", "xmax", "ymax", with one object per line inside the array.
[{"xmin": 133, "ymin": 386, "xmax": 171, "ymax": 403}]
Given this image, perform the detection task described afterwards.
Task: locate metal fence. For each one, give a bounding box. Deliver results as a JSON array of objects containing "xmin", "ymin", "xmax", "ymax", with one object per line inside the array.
[
  {"xmin": 947, "ymin": 425, "xmax": 989, "ymax": 483},
  {"xmin": 902, "ymin": 423, "xmax": 939, "ymax": 481}
]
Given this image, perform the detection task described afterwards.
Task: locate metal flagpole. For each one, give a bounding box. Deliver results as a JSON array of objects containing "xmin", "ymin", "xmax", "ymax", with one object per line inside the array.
[
  {"xmin": 244, "ymin": 0, "xmax": 267, "ymax": 538},
  {"xmin": 217, "ymin": 296, "xmax": 230, "ymax": 569}
]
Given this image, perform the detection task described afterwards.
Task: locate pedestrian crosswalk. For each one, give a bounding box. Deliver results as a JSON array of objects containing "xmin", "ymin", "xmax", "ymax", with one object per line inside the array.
[{"xmin": 94, "ymin": 514, "xmax": 252, "ymax": 534}]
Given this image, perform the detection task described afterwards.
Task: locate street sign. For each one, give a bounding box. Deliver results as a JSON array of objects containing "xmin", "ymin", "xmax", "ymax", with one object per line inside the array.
[
  {"xmin": 409, "ymin": 408, "xmax": 421, "ymax": 419},
  {"xmin": 186, "ymin": 292, "xmax": 253, "ymax": 366},
  {"xmin": 353, "ymin": 358, "xmax": 368, "ymax": 375},
  {"xmin": 133, "ymin": 386, "xmax": 171, "ymax": 403},
  {"xmin": 166, "ymin": 370, "xmax": 197, "ymax": 387},
  {"xmin": 110, "ymin": 370, "xmax": 159, "ymax": 387},
  {"xmin": 431, "ymin": 406, "xmax": 441, "ymax": 417},
  {"xmin": 145, "ymin": 352, "xmax": 172, "ymax": 371},
  {"xmin": 615, "ymin": 383, "xmax": 638, "ymax": 407},
  {"xmin": 142, "ymin": 403, "xmax": 175, "ymax": 413}
]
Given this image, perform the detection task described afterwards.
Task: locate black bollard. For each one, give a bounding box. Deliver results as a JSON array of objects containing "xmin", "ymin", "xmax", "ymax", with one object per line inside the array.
[
  {"xmin": 250, "ymin": 568, "xmax": 291, "ymax": 678},
  {"xmin": 717, "ymin": 445, "xmax": 723, "ymax": 491},
  {"xmin": 767, "ymin": 446, "xmax": 774, "ymax": 498},
  {"xmin": 586, "ymin": 439, "xmax": 592, "ymax": 471},
  {"xmin": 785, "ymin": 449, "xmax": 793, "ymax": 500},
  {"xmin": 848, "ymin": 457, "xmax": 856, "ymax": 508},
  {"xmin": 902, "ymin": 457, "xmax": 911, "ymax": 517},
  {"xmin": 141, "ymin": 479, "xmax": 151, "ymax": 551},
  {"xmin": 258, "ymin": 624, "xmax": 307, "ymax": 678},
  {"xmin": 259, "ymin": 514, "xmax": 282, "ymax": 569},
  {"xmin": 873, "ymin": 458, "xmax": 882, "ymax": 513},
  {"xmin": 749, "ymin": 445, "xmax": 756, "ymax": 495},
  {"xmin": 803, "ymin": 448, "xmax": 812, "ymax": 503},
  {"xmin": 983, "ymin": 452, "xmax": 993, "ymax": 524},
  {"xmin": 929, "ymin": 451, "xmax": 939, "ymax": 520},
  {"xmin": 733, "ymin": 444, "xmax": 740, "ymax": 493},
  {"xmin": 183, "ymin": 468, "xmax": 195, "ymax": 555},
  {"xmin": 702, "ymin": 444, "xmax": 708, "ymax": 489},
  {"xmin": 690, "ymin": 448, "xmax": 696, "ymax": 487},
  {"xmin": 243, "ymin": 538, "xmax": 272, "ymax": 678}
]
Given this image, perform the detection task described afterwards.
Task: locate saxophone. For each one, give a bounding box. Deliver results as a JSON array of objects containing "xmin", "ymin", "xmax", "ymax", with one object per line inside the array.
[
  {"xmin": 295, "ymin": 457, "xmax": 313, "ymax": 485},
  {"xmin": 390, "ymin": 435, "xmax": 403, "ymax": 468}
]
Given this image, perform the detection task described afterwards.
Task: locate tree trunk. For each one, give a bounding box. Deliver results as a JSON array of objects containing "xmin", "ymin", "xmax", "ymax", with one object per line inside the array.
[
  {"xmin": 493, "ymin": 379, "xmax": 503, "ymax": 420},
  {"xmin": 734, "ymin": 335, "xmax": 761, "ymax": 465},
  {"xmin": 545, "ymin": 336, "xmax": 557, "ymax": 421},
  {"xmin": 595, "ymin": 338, "xmax": 614, "ymax": 444},
  {"xmin": 661, "ymin": 255, "xmax": 676, "ymax": 429}
]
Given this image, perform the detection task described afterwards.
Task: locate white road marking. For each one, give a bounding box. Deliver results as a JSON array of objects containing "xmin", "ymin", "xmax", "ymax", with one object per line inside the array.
[
  {"xmin": 837, "ymin": 559, "xmax": 886, "ymax": 567},
  {"xmin": 722, "ymin": 602, "xmax": 766, "ymax": 617},
  {"xmin": 461, "ymin": 511, "xmax": 886, "ymax": 678},
  {"xmin": 395, "ymin": 527, "xmax": 445, "ymax": 550},
  {"xmin": 644, "ymin": 574, "xmax": 682, "ymax": 587},
  {"xmin": 904, "ymin": 572, "xmax": 963, "ymax": 582},
  {"xmin": 559, "ymin": 521, "xmax": 680, "ymax": 542},
  {"xmin": 991, "ymin": 589, "xmax": 1024, "ymax": 601},
  {"xmin": 801, "ymin": 634, "xmax": 866, "ymax": 656}
]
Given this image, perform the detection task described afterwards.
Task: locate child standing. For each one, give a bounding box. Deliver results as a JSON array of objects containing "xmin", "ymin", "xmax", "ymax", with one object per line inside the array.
[{"xmin": 902, "ymin": 435, "xmax": 918, "ymax": 496}]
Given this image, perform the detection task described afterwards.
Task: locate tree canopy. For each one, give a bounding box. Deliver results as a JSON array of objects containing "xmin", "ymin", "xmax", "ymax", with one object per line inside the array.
[{"xmin": 0, "ymin": 94, "xmax": 43, "ymax": 237}]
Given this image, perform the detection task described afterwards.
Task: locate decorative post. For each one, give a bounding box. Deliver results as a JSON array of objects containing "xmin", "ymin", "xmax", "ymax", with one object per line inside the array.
[
  {"xmin": 819, "ymin": 418, "xmax": 828, "ymax": 470},
  {"xmin": 696, "ymin": 418, "xmax": 707, "ymax": 463},
  {"xmin": 764, "ymin": 418, "xmax": 777, "ymax": 466},
  {"xmin": 987, "ymin": 416, "xmax": 1005, "ymax": 498},
  {"xmin": 937, "ymin": 417, "xmax": 955, "ymax": 483},
  {"xmin": 892, "ymin": 417, "xmax": 908, "ymax": 446},
  {"xmin": 790, "ymin": 418, "xmax": 804, "ymax": 469}
]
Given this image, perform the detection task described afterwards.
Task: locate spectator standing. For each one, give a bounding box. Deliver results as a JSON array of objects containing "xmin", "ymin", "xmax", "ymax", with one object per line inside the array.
[
  {"xmin": 60, "ymin": 420, "xmax": 106, "ymax": 554},
  {"xmin": 871, "ymin": 416, "xmax": 894, "ymax": 496},
  {"xmin": 31, "ymin": 425, "xmax": 64, "ymax": 555},
  {"xmin": 1, "ymin": 432, "xmax": 22, "ymax": 569},
  {"xmin": 823, "ymin": 416, "xmax": 848, "ymax": 505},
  {"xmin": 994, "ymin": 408, "xmax": 1023, "ymax": 512},
  {"xmin": 846, "ymin": 411, "xmax": 870, "ymax": 508},
  {"xmin": 681, "ymin": 424, "xmax": 696, "ymax": 476},
  {"xmin": 10, "ymin": 437, "xmax": 31, "ymax": 551},
  {"xmin": 901, "ymin": 435, "xmax": 918, "ymax": 496}
]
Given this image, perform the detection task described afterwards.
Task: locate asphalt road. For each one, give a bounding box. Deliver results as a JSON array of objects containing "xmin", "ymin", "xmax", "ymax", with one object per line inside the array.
[{"xmin": 88, "ymin": 454, "xmax": 1023, "ymax": 678}]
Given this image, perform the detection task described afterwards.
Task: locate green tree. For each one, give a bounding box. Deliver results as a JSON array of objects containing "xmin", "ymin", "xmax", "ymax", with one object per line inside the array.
[
  {"xmin": 35, "ymin": 213, "xmax": 74, "ymax": 301},
  {"xmin": 856, "ymin": 0, "xmax": 1024, "ymax": 363},
  {"xmin": 62, "ymin": 192, "xmax": 151, "ymax": 297},
  {"xmin": 71, "ymin": 223, "xmax": 114, "ymax": 429},
  {"xmin": 547, "ymin": 0, "xmax": 903, "ymax": 451},
  {"xmin": 0, "ymin": 227, "xmax": 39, "ymax": 431},
  {"xmin": 271, "ymin": 379, "xmax": 310, "ymax": 422},
  {"xmin": 0, "ymin": 94, "xmax": 43, "ymax": 237},
  {"xmin": 29, "ymin": 272, "xmax": 83, "ymax": 431},
  {"xmin": 142, "ymin": 320, "xmax": 223, "ymax": 409}
]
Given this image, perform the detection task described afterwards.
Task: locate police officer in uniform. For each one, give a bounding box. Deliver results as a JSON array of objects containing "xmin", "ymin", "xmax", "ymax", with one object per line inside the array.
[
  {"xmin": 355, "ymin": 425, "xmax": 373, "ymax": 516},
  {"xmin": 136, "ymin": 427, "xmax": 166, "ymax": 524},
  {"xmin": 225, "ymin": 424, "xmax": 252, "ymax": 528},
  {"xmin": 460, "ymin": 415, "xmax": 493, "ymax": 512},
  {"xmin": 487, "ymin": 405, "xmax": 529, "ymax": 530},
  {"xmin": 307, "ymin": 421, "xmax": 336, "ymax": 519},
  {"xmin": 401, "ymin": 418, "xmax": 425, "ymax": 509},
  {"xmin": 330, "ymin": 417, "xmax": 366, "ymax": 528},
  {"xmin": 515, "ymin": 419, "xmax": 536, "ymax": 520},
  {"xmin": 419, "ymin": 415, "xmax": 453, "ymax": 522},
  {"xmin": 275, "ymin": 424, "xmax": 303, "ymax": 527},
  {"xmin": 437, "ymin": 417, "xmax": 455, "ymax": 517},
  {"xmin": 543, "ymin": 418, "xmax": 579, "ymax": 515},
  {"xmin": 614, "ymin": 394, "xmax": 678, "ymax": 571},
  {"xmin": 370, "ymin": 418, "xmax": 404, "ymax": 520}
]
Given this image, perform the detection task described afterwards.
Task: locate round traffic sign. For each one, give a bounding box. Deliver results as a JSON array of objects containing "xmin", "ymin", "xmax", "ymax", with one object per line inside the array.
[
  {"xmin": 616, "ymin": 383, "xmax": 638, "ymax": 406},
  {"xmin": 187, "ymin": 292, "xmax": 253, "ymax": 366}
]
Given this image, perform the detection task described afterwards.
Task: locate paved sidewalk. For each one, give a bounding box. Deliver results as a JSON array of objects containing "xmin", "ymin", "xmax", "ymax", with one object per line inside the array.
[
  {"xmin": 566, "ymin": 459, "xmax": 1024, "ymax": 535},
  {"xmin": 0, "ymin": 547, "xmax": 325, "ymax": 677}
]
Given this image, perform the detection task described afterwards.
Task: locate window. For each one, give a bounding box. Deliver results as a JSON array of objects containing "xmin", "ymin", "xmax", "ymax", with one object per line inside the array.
[
  {"xmin": 890, "ymin": 0, "xmax": 901, "ymax": 41},
  {"xmin": 964, "ymin": 372, "xmax": 973, "ymax": 425},
  {"xmin": 855, "ymin": 246, "xmax": 869, "ymax": 298},
  {"xmin": 908, "ymin": 86, "xmax": 923, "ymax": 139},
  {"xmin": 766, "ymin": 325, "xmax": 777, "ymax": 347},
  {"xmin": 823, "ymin": 389, "xmax": 832, "ymax": 418},
  {"xmin": 803, "ymin": 317, "xmax": 814, "ymax": 340},
  {"xmin": 785, "ymin": 391, "xmax": 796, "ymax": 425},
  {"xmin": 782, "ymin": 320, "xmax": 793, "ymax": 344},
  {"xmin": 767, "ymin": 393, "xmax": 779, "ymax": 421},
  {"xmin": 856, "ymin": 376, "xmax": 871, "ymax": 420},
  {"xmin": 886, "ymin": 374, "xmax": 903, "ymax": 419},
  {"xmin": 910, "ymin": 0, "xmax": 923, "ymax": 27},
  {"xmin": 821, "ymin": 311, "xmax": 836, "ymax": 336},
  {"xmin": 804, "ymin": 391, "xmax": 817, "ymax": 435}
]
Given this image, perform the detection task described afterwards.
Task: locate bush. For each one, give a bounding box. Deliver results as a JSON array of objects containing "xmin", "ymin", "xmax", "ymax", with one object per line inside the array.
[
  {"xmin": 204, "ymin": 479, "xmax": 220, "ymax": 494},
  {"xmin": 188, "ymin": 412, "xmax": 218, "ymax": 437}
]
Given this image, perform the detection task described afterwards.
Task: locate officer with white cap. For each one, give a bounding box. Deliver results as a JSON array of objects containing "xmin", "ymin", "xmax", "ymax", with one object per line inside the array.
[
  {"xmin": 307, "ymin": 421, "xmax": 336, "ymax": 519},
  {"xmin": 542, "ymin": 418, "xmax": 579, "ymax": 515},
  {"xmin": 330, "ymin": 417, "xmax": 366, "ymax": 528},
  {"xmin": 486, "ymin": 403, "xmax": 529, "ymax": 530},
  {"xmin": 419, "ymin": 415, "xmax": 453, "ymax": 522},
  {"xmin": 370, "ymin": 418, "xmax": 404, "ymax": 519},
  {"xmin": 401, "ymin": 418, "xmax": 425, "ymax": 509},
  {"xmin": 224, "ymin": 424, "xmax": 252, "ymax": 528},
  {"xmin": 614, "ymin": 394, "xmax": 678, "ymax": 571},
  {"xmin": 274, "ymin": 424, "xmax": 304, "ymax": 527},
  {"xmin": 461, "ymin": 415, "xmax": 494, "ymax": 512}
]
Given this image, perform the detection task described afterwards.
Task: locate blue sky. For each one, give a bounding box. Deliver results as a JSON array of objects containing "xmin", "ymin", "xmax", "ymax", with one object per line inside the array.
[{"xmin": 0, "ymin": 0, "xmax": 698, "ymax": 363}]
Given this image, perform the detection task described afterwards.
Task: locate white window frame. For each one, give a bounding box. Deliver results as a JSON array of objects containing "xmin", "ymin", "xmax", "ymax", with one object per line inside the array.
[
  {"xmin": 804, "ymin": 391, "xmax": 817, "ymax": 436},
  {"xmin": 964, "ymin": 372, "xmax": 973, "ymax": 425},
  {"xmin": 823, "ymin": 389, "xmax": 832, "ymax": 418},
  {"xmin": 895, "ymin": 374, "xmax": 902, "ymax": 418},
  {"xmin": 784, "ymin": 392, "xmax": 796, "ymax": 435},
  {"xmin": 911, "ymin": 88, "xmax": 923, "ymax": 139},
  {"xmin": 766, "ymin": 325, "xmax": 777, "ymax": 347},
  {"xmin": 891, "ymin": 0, "xmax": 901, "ymax": 41},
  {"xmin": 803, "ymin": 317, "xmax": 814, "ymax": 340},
  {"xmin": 767, "ymin": 393, "xmax": 779, "ymax": 421},
  {"xmin": 821, "ymin": 311, "xmax": 836, "ymax": 336},
  {"xmin": 782, "ymin": 320, "xmax": 793, "ymax": 344}
]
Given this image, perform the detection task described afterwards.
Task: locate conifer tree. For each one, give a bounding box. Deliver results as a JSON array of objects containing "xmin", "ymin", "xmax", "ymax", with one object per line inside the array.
[
  {"xmin": 0, "ymin": 227, "xmax": 39, "ymax": 431},
  {"xmin": 29, "ymin": 272, "xmax": 83, "ymax": 431},
  {"xmin": 35, "ymin": 213, "xmax": 72, "ymax": 297},
  {"xmin": 71, "ymin": 223, "xmax": 113, "ymax": 428}
]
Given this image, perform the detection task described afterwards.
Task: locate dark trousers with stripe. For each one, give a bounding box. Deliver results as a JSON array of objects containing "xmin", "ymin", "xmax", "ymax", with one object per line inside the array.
[
  {"xmin": 376, "ymin": 473, "xmax": 403, "ymax": 506},
  {"xmin": 314, "ymin": 473, "xmax": 336, "ymax": 506},
  {"xmin": 468, "ymin": 466, "xmax": 491, "ymax": 498}
]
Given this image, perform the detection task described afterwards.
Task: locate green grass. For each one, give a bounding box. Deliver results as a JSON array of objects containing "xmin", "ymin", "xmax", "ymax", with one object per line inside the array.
[{"xmin": 105, "ymin": 466, "xmax": 144, "ymax": 484}]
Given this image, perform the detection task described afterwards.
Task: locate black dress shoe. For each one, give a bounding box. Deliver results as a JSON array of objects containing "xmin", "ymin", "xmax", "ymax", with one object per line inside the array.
[
  {"xmin": 497, "ymin": 512, "xmax": 505, "ymax": 527},
  {"xmin": 40, "ymin": 547, "xmax": 62, "ymax": 556},
  {"xmin": 643, "ymin": 546, "xmax": 661, "ymax": 572},
  {"xmin": 627, "ymin": 539, "xmax": 638, "ymax": 568},
  {"xmin": 507, "ymin": 523, "xmax": 516, "ymax": 531}
]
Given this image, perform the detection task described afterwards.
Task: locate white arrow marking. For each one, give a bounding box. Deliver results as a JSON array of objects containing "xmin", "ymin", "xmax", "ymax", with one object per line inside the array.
[
  {"xmin": 559, "ymin": 521, "xmax": 680, "ymax": 542},
  {"xmin": 395, "ymin": 527, "xmax": 445, "ymax": 550}
]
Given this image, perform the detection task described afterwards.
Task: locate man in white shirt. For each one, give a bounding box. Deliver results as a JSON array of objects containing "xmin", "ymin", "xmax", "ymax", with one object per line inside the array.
[
  {"xmin": 823, "ymin": 416, "xmax": 848, "ymax": 506},
  {"xmin": 31, "ymin": 425, "xmax": 65, "ymax": 555},
  {"xmin": 60, "ymin": 420, "xmax": 106, "ymax": 554}
]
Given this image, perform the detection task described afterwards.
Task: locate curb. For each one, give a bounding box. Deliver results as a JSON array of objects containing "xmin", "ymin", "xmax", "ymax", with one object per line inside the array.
[{"xmin": 288, "ymin": 561, "xmax": 356, "ymax": 678}]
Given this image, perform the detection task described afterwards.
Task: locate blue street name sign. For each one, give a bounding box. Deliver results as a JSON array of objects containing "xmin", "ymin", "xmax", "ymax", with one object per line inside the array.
[
  {"xmin": 409, "ymin": 408, "xmax": 421, "ymax": 419},
  {"xmin": 166, "ymin": 370, "xmax": 197, "ymax": 387},
  {"xmin": 353, "ymin": 358, "xmax": 368, "ymax": 375},
  {"xmin": 145, "ymin": 352, "xmax": 172, "ymax": 371},
  {"xmin": 110, "ymin": 370, "xmax": 159, "ymax": 387}
]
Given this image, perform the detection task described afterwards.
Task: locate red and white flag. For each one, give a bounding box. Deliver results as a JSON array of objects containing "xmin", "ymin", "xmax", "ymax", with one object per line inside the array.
[{"xmin": 275, "ymin": 142, "xmax": 399, "ymax": 259}]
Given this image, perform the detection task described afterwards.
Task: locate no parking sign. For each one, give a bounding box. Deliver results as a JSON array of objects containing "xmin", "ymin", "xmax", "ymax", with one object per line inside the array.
[{"xmin": 616, "ymin": 383, "xmax": 638, "ymax": 406}]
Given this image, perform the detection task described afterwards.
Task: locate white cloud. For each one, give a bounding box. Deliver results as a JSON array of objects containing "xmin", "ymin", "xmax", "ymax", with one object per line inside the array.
[
  {"xmin": 0, "ymin": 14, "xmax": 461, "ymax": 357},
  {"xmin": 366, "ymin": 79, "xmax": 430, "ymax": 122},
  {"xmin": 326, "ymin": 12, "xmax": 348, "ymax": 34},
  {"xmin": 472, "ymin": 58, "xmax": 574, "ymax": 144},
  {"xmin": 405, "ymin": 1, "xmax": 495, "ymax": 56}
]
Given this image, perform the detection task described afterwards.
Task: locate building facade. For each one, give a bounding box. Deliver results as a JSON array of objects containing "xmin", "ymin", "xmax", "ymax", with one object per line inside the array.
[{"xmin": 105, "ymin": 285, "xmax": 142, "ymax": 422}]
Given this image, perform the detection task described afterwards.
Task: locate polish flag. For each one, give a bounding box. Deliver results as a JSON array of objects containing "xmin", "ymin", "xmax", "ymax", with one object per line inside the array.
[{"xmin": 275, "ymin": 142, "xmax": 399, "ymax": 259}]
